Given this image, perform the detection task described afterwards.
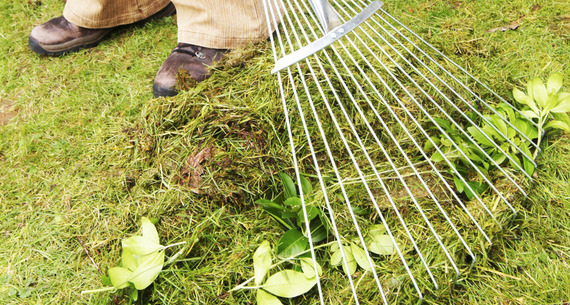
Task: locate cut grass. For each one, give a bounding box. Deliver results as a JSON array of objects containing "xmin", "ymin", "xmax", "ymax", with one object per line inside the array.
[{"xmin": 1, "ymin": 0, "xmax": 569, "ymax": 304}]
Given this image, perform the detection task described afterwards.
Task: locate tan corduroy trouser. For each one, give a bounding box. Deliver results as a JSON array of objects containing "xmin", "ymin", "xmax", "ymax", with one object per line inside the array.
[{"xmin": 63, "ymin": 0, "xmax": 275, "ymax": 49}]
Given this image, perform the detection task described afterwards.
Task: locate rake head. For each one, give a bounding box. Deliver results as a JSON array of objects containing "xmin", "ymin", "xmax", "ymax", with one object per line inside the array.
[{"xmin": 262, "ymin": 0, "xmax": 537, "ymax": 303}]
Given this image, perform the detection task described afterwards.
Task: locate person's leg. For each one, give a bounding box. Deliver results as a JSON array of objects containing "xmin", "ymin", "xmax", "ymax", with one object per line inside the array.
[
  {"xmin": 153, "ymin": 0, "xmax": 279, "ymax": 97},
  {"xmin": 29, "ymin": 0, "xmax": 173, "ymax": 56}
]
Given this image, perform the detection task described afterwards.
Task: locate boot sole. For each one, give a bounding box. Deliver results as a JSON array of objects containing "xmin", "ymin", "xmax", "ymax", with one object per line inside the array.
[
  {"xmin": 28, "ymin": 36, "xmax": 106, "ymax": 56},
  {"xmin": 153, "ymin": 84, "xmax": 178, "ymax": 98}
]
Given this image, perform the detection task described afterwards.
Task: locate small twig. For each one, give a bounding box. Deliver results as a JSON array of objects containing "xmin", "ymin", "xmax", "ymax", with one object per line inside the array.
[{"xmin": 77, "ymin": 237, "xmax": 102, "ymax": 274}]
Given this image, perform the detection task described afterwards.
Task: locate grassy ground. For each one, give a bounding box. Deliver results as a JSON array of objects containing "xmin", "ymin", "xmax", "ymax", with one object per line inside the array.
[{"xmin": 1, "ymin": 0, "xmax": 569, "ymax": 304}]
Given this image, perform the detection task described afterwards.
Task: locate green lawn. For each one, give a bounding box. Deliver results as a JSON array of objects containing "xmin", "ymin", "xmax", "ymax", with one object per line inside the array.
[{"xmin": 1, "ymin": 0, "xmax": 569, "ymax": 304}]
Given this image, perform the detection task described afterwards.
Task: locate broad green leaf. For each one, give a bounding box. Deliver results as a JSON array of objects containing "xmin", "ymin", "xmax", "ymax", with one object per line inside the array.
[
  {"xmin": 545, "ymin": 120, "xmax": 570, "ymax": 132},
  {"xmin": 463, "ymin": 181, "xmax": 488, "ymax": 201},
  {"xmin": 467, "ymin": 126, "xmax": 494, "ymax": 146},
  {"xmin": 369, "ymin": 224, "xmax": 387, "ymax": 235},
  {"xmin": 130, "ymin": 289, "xmax": 138, "ymax": 301},
  {"xmin": 140, "ymin": 217, "xmax": 160, "ymax": 245},
  {"xmin": 101, "ymin": 275, "xmax": 112, "ymax": 286},
  {"xmin": 282, "ymin": 211, "xmax": 297, "ymax": 219},
  {"xmin": 256, "ymin": 289, "xmax": 283, "ymax": 305},
  {"xmin": 550, "ymin": 95, "xmax": 570, "ymax": 113},
  {"xmin": 532, "ymin": 78, "xmax": 548, "ymax": 108},
  {"xmin": 254, "ymin": 241, "xmax": 272, "ymax": 285},
  {"xmin": 121, "ymin": 248, "xmax": 138, "ymax": 271},
  {"xmin": 122, "ymin": 236, "xmax": 161, "ymax": 256},
  {"xmin": 256, "ymin": 199, "xmax": 294, "ymax": 230},
  {"xmin": 547, "ymin": 72, "xmax": 563, "ymax": 95},
  {"xmin": 367, "ymin": 234, "xmax": 394, "ymax": 255},
  {"xmin": 520, "ymin": 145, "xmax": 535, "ymax": 176},
  {"xmin": 128, "ymin": 250, "xmax": 165, "ymax": 290},
  {"xmin": 330, "ymin": 246, "xmax": 357, "ymax": 275},
  {"xmin": 298, "ymin": 205, "xmax": 319, "ymax": 224},
  {"xmin": 453, "ymin": 175, "xmax": 464, "ymax": 193},
  {"xmin": 108, "ymin": 267, "xmax": 132, "ymax": 289},
  {"xmin": 279, "ymin": 172, "xmax": 297, "ymax": 199},
  {"xmin": 491, "ymin": 152, "xmax": 507, "ymax": 165},
  {"xmin": 263, "ymin": 270, "xmax": 317, "ymax": 298},
  {"xmin": 513, "ymin": 88, "xmax": 538, "ymax": 112},
  {"xmin": 507, "ymin": 152, "xmax": 522, "ymax": 168},
  {"xmin": 431, "ymin": 151, "xmax": 444, "ymax": 162},
  {"xmin": 308, "ymin": 218, "xmax": 328, "ymax": 243},
  {"xmin": 491, "ymin": 115, "xmax": 509, "ymax": 139},
  {"xmin": 433, "ymin": 118, "xmax": 452, "ymax": 130},
  {"xmin": 284, "ymin": 197, "xmax": 302, "ymax": 207},
  {"xmin": 520, "ymin": 110, "xmax": 539, "ymax": 119},
  {"xmin": 300, "ymin": 257, "xmax": 322, "ymax": 279},
  {"xmin": 350, "ymin": 243, "xmax": 372, "ymax": 271},
  {"xmin": 277, "ymin": 229, "xmax": 308, "ymax": 257},
  {"xmin": 300, "ymin": 176, "xmax": 313, "ymax": 196}
]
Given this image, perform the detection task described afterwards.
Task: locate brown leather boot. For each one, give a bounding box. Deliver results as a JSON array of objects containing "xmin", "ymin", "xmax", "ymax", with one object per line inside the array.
[
  {"xmin": 29, "ymin": 3, "xmax": 176, "ymax": 56},
  {"xmin": 153, "ymin": 43, "xmax": 228, "ymax": 98}
]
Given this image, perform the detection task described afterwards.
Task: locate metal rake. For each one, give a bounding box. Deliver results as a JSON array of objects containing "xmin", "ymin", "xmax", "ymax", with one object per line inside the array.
[{"xmin": 261, "ymin": 0, "xmax": 537, "ymax": 303}]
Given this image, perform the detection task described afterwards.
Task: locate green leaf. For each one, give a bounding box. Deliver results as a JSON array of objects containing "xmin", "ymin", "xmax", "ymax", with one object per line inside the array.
[
  {"xmin": 298, "ymin": 205, "xmax": 320, "ymax": 223},
  {"xmin": 513, "ymin": 88, "xmax": 538, "ymax": 112},
  {"xmin": 128, "ymin": 250, "xmax": 165, "ymax": 290},
  {"xmin": 520, "ymin": 145, "xmax": 535, "ymax": 176},
  {"xmin": 453, "ymin": 175, "xmax": 464, "ymax": 193},
  {"xmin": 256, "ymin": 199, "xmax": 294, "ymax": 230},
  {"xmin": 491, "ymin": 152, "xmax": 507, "ymax": 165},
  {"xmin": 279, "ymin": 172, "xmax": 297, "ymax": 199},
  {"xmin": 300, "ymin": 176, "xmax": 313, "ymax": 196},
  {"xmin": 130, "ymin": 289, "xmax": 138, "ymax": 301},
  {"xmin": 277, "ymin": 229, "xmax": 308, "ymax": 257},
  {"xmin": 121, "ymin": 248, "xmax": 138, "ymax": 271},
  {"xmin": 108, "ymin": 267, "xmax": 132, "ymax": 289},
  {"xmin": 366, "ymin": 234, "xmax": 394, "ymax": 255},
  {"xmin": 350, "ymin": 243, "xmax": 373, "ymax": 271},
  {"xmin": 262, "ymin": 270, "xmax": 317, "ymax": 298},
  {"xmin": 431, "ymin": 151, "xmax": 444, "ymax": 162},
  {"xmin": 550, "ymin": 95, "xmax": 570, "ymax": 113},
  {"xmin": 284, "ymin": 197, "xmax": 302, "ymax": 207},
  {"xmin": 330, "ymin": 246, "xmax": 357, "ymax": 275},
  {"xmin": 256, "ymin": 289, "xmax": 283, "ymax": 305},
  {"xmin": 467, "ymin": 126, "xmax": 494, "ymax": 146},
  {"xmin": 101, "ymin": 275, "xmax": 112, "ymax": 286},
  {"xmin": 141, "ymin": 217, "xmax": 160, "ymax": 245},
  {"xmin": 491, "ymin": 115, "xmax": 509, "ymax": 139},
  {"xmin": 122, "ymin": 236, "xmax": 162, "ymax": 257},
  {"xmin": 300, "ymin": 257, "xmax": 322, "ymax": 279},
  {"xmin": 545, "ymin": 120, "xmax": 570, "ymax": 132},
  {"xmin": 547, "ymin": 72, "xmax": 563, "ymax": 95},
  {"xmin": 520, "ymin": 110, "xmax": 539, "ymax": 119},
  {"xmin": 308, "ymin": 218, "xmax": 328, "ymax": 243},
  {"xmin": 254, "ymin": 241, "xmax": 272, "ymax": 285},
  {"xmin": 532, "ymin": 77, "xmax": 548, "ymax": 108},
  {"xmin": 433, "ymin": 118, "xmax": 452, "ymax": 131},
  {"xmin": 463, "ymin": 181, "xmax": 488, "ymax": 201}
]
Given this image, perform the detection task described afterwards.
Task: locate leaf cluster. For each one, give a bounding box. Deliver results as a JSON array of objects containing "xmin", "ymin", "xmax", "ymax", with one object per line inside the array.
[
  {"xmin": 256, "ymin": 172, "xmax": 329, "ymax": 245},
  {"xmin": 513, "ymin": 73, "xmax": 570, "ymax": 132}
]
